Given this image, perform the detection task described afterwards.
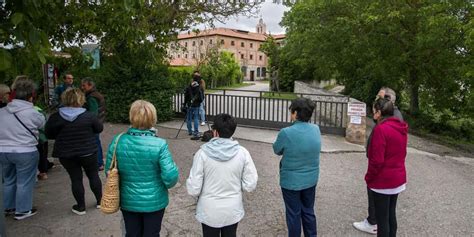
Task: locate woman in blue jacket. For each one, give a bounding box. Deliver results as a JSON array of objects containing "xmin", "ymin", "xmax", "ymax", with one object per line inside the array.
[
  {"xmin": 273, "ymin": 98, "xmax": 321, "ymax": 237},
  {"xmin": 105, "ymin": 100, "xmax": 179, "ymax": 236}
]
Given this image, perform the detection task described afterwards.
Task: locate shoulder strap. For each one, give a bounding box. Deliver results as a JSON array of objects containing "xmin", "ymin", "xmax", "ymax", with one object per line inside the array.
[
  {"xmin": 109, "ymin": 133, "xmax": 125, "ymax": 170},
  {"xmin": 13, "ymin": 113, "xmax": 38, "ymax": 141}
]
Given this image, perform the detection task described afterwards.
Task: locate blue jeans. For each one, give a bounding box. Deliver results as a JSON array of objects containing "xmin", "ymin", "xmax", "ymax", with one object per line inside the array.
[
  {"xmin": 0, "ymin": 151, "xmax": 39, "ymax": 212},
  {"xmin": 187, "ymin": 107, "xmax": 200, "ymax": 136},
  {"xmin": 281, "ymin": 186, "xmax": 317, "ymax": 237},
  {"xmin": 199, "ymin": 101, "xmax": 206, "ymax": 122},
  {"xmin": 96, "ymin": 134, "xmax": 103, "ymax": 167}
]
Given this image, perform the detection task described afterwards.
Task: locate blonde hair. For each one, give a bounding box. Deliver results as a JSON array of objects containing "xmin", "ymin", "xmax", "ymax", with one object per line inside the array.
[
  {"xmin": 129, "ymin": 100, "xmax": 157, "ymax": 130},
  {"xmin": 61, "ymin": 88, "xmax": 85, "ymax": 107},
  {"xmin": 0, "ymin": 84, "xmax": 10, "ymax": 103}
]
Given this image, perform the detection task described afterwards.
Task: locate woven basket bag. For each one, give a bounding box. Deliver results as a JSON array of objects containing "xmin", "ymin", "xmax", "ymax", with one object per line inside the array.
[{"xmin": 101, "ymin": 133, "xmax": 124, "ymax": 214}]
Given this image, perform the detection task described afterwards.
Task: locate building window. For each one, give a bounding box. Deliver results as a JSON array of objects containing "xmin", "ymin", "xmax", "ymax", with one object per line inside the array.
[
  {"xmin": 192, "ymin": 41, "xmax": 196, "ymax": 46},
  {"xmin": 257, "ymin": 67, "xmax": 260, "ymax": 77},
  {"xmin": 192, "ymin": 53, "xmax": 195, "ymax": 59},
  {"xmin": 250, "ymin": 54, "xmax": 253, "ymax": 60},
  {"xmin": 241, "ymin": 42, "xmax": 244, "ymax": 47},
  {"xmin": 240, "ymin": 54, "xmax": 244, "ymax": 59},
  {"xmin": 200, "ymin": 40, "xmax": 203, "ymax": 45},
  {"xmin": 221, "ymin": 39, "xmax": 224, "ymax": 45},
  {"xmin": 178, "ymin": 54, "xmax": 181, "ymax": 58},
  {"xmin": 259, "ymin": 55, "xmax": 263, "ymax": 61},
  {"xmin": 200, "ymin": 53, "xmax": 203, "ymax": 58},
  {"xmin": 231, "ymin": 41, "xmax": 235, "ymax": 46},
  {"xmin": 262, "ymin": 67, "xmax": 266, "ymax": 77},
  {"xmin": 250, "ymin": 43, "xmax": 253, "ymax": 48},
  {"xmin": 185, "ymin": 42, "xmax": 188, "ymax": 47},
  {"xmin": 185, "ymin": 54, "xmax": 188, "ymax": 58},
  {"xmin": 210, "ymin": 39, "xmax": 213, "ymax": 44}
]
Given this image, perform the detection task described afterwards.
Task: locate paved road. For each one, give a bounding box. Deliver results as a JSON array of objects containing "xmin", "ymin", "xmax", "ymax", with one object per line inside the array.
[
  {"xmin": 210, "ymin": 81, "xmax": 270, "ymax": 97},
  {"xmin": 5, "ymin": 124, "xmax": 474, "ymax": 236}
]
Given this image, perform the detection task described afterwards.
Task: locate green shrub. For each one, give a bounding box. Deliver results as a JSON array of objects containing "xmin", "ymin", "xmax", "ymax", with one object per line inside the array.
[{"xmin": 169, "ymin": 66, "xmax": 194, "ymax": 92}]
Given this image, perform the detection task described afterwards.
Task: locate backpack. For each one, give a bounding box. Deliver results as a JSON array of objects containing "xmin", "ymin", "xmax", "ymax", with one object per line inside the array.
[{"xmin": 201, "ymin": 130, "xmax": 213, "ymax": 142}]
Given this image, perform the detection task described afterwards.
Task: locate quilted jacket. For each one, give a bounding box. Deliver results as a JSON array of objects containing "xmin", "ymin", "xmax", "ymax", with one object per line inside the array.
[{"xmin": 105, "ymin": 128, "xmax": 179, "ymax": 212}]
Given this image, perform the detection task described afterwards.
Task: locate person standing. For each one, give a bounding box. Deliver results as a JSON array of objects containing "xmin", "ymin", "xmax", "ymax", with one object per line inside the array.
[
  {"xmin": 365, "ymin": 97, "xmax": 408, "ymax": 237},
  {"xmin": 193, "ymin": 71, "xmax": 206, "ymax": 125},
  {"xmin": 353, "ymin": 87, "xmax": 404, "ymax": 235},
  {"xmin": 273, "ymin": 98, "xmax": 321, "ymax": 237},
  {"xmin": 105, "ymin": 100, "xmax": 179, "ymax": 236},
  {"xmin": 187, "ymin": 113, "xmax": 258, "ymax": 237},
  {"xmin": 53, "ymin": 73, "xmax": 74, "ymax": 107},
  {"xmin": 81, "ymin": 77, "xmax": 106, "ymax": 171},
  {"xmin": 0, "ymin": 77, "xmax": 45, "ymax": 220},
  {"xmin": 185, "ymin": 80, "xmax": 203, "ymax": 140},
  {"xmin": 45, "ymin": 88, "xmax": 103, "ymax": 215}
]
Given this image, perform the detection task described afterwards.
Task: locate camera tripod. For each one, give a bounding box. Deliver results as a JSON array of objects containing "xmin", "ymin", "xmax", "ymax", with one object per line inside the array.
[{"xmin": 175, "ymin": 105, "xmax": 211, "ymax": 139}]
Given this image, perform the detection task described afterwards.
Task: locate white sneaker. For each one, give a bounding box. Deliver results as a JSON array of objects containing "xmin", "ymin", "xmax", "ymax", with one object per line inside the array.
[
  {"xmin": 200, "ymin": 122, "xmax": 206, "ymax": 126},
  {"xmin": 353, "ymin": 219, "xmax": 377, "ymax": 235}
]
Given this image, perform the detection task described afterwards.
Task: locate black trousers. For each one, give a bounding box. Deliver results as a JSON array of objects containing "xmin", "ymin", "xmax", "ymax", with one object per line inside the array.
[
  {"xmin": 37, "ymin": 141, "xmax": 50, "ymax": 173},
  {"xmin": 122, "ymin": 209, "xmax": 165, "ymax": 237},
  {"xmin": 59, "ymin": 154, "xmax": 102, "ymax": 208},
  {"xmin": 367, "ymin": 186, "xmax": 377, "ymax": 225},
  {"xmin": 372, "ymin": 191, "xmax": 399, "ymax": 237},
  {"xmin": 202, "ymin": 223, "xmax": 238, "ymax": 237}
]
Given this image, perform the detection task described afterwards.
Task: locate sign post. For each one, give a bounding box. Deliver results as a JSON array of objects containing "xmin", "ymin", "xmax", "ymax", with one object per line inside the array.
[{"xmin": 346, "ymin": 102, "xmax": 367, "ymax": 144}]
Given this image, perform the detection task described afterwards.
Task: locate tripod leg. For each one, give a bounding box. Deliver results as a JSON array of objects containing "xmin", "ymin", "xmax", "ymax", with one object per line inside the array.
[{"xmin": 175, "ymin": 111, "xmax": 189, "ymax": 139}]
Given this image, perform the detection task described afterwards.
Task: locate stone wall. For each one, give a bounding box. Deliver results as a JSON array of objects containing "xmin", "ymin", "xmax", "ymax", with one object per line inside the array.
[{"xmin": 294, "ymin": 81, "xmax": 366, "ymax": 144}]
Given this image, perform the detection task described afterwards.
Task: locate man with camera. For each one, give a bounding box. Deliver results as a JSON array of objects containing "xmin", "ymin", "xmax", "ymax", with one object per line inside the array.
[
  {"xmin": 193, "ymin": 71, "xmax": 206, "ymax": 126},
  {"xmin": 185, "ymin": 80, "xmax": 203, "ymax": 140}
]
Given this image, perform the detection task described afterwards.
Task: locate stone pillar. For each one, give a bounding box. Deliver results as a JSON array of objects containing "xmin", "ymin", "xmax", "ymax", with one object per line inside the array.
[{"xmin": 345, "ymin": 102, "xmax": 367, "ymax": 145}]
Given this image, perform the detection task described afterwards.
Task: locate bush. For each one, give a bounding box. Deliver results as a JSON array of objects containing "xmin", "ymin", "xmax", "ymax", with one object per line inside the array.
[
  {"xmin": 94, "ymin": 47, "xmax": 175, "ymax": 123},
  {"xmin": 169, "ymin": 66, "xmax": 194, "ymax": 92}
]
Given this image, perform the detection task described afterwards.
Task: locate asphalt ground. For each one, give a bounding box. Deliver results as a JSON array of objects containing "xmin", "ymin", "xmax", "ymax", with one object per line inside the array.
[{"xmin": 5, "ymin": 124, "xmax": 474, "ymax": 236}]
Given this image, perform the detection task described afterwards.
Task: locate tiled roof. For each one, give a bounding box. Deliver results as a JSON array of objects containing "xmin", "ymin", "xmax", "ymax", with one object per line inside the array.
[
  {"xmin": 177, "ymin": 28, "xmax": 285, "ymax": 42},
  {"xmin": 169, "ymin": 57, "xmax": 194, "ymax": 67}
]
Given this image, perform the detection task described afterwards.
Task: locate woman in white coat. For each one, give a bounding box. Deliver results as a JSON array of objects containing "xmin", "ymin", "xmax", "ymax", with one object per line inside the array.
[{"xmin": 187, "ymin": 113, "xmax": 258, "ymax": 237}]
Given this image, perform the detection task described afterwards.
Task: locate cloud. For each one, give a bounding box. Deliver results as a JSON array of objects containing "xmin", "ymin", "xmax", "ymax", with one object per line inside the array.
[{"xmin": 197, "ymin": 2, "xmax": 289, "ymax": 34}]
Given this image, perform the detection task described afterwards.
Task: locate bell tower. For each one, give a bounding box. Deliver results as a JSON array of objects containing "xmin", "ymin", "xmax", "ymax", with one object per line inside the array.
[{"xmin": 256, "ymin": 18, "xmax": 267, "ymax": 34}]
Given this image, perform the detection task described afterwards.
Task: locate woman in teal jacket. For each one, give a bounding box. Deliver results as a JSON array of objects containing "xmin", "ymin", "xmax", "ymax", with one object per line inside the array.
[
  {"xmin": 105, "ymin": 100, "xmax": 179, "ymax": 237},
  {"xmin": 273, "ymin": 98, "xmax": 321, "ymax": 237}
]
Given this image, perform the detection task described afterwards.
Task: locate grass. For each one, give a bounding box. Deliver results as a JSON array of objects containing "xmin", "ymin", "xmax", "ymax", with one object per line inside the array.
[
  {"xmin": 262, "ymin": 92, "xmax": 299, "ymax": 100},
  {"xmin": 207, "ymin": 83, "xmax": 255, "ymax": 93}
]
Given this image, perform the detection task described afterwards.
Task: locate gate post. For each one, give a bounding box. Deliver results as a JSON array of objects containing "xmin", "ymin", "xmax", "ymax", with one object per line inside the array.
[{"xmin": 345, "ymin": 101, "xmax": 367, "ymax": 145}]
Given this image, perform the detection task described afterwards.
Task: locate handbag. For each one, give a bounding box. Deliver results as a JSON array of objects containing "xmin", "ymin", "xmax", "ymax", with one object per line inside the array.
[{"xmin": 101, "ymin": 133, "xmax": 124, "ymax": 214}]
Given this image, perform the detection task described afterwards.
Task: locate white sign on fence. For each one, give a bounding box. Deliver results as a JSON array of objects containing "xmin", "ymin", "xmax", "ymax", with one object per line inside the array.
[{"xmin": 347, "ymin": 102, "xmax": 366, "ymax": 116}]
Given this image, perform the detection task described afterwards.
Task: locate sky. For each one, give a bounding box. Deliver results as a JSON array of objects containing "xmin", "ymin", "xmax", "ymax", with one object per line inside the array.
[{"xmin": 196, "ymin": 1, "xmax": 290, "ymax": 34}]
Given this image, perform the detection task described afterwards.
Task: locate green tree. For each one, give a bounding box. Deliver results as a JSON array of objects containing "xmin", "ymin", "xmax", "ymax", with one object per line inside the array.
[
  {"xmin": 201, "ymin": 50, "xmax": 242, "ymax": 88},
  {"xmin": 259, "ymin": 36, "xmax": 281, "ymax": 91},
  {"xmin": 0, "ymin": 1, "xmax": 259, "ymax": 74},
  {"xmin": 279, "ymin": 0, "xmax": 473, "ymax": 116}
]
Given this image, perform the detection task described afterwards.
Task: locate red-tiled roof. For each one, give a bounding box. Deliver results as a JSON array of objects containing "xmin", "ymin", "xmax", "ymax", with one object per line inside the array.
[
  {"xmin": 177, "ymin": 28, "xmax": 285, "ymax": 42},
  {"xmin": 169, "ymin": 57, "xmax": 194, "ymax": 67}
]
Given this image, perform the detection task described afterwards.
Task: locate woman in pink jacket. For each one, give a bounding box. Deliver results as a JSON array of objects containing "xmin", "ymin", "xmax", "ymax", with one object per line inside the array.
[{"xmin": 366, "ymin": 97, "xmax": 408, "ymax": 237}]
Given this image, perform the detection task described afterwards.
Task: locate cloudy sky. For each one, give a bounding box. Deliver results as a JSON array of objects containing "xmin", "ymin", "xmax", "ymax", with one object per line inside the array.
[{"xmin": 197, "ymin": 1, "xmax": 290, "ymax": 34}]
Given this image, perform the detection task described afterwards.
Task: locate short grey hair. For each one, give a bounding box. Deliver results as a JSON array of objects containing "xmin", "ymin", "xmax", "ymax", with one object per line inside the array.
[
  {"xmin": 12, "ymin": 76, "xmax": 36, "ymax": 101},
  {"xmin": 380, "ymin": 87, "xmax": 397, "ymax": 103},
  {"xmin": 0, "ymin": 84, "xmax": 11, "ymax": 103},
  {"xmin": 81, "ymin": 77, "xmax": 96, "ymax": 88}
]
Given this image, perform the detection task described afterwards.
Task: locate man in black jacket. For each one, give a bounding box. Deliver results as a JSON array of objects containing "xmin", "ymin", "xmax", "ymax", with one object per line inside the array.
[{"xmin": 185, "ymin": 81, "xmax": 203, "ymax": 140}]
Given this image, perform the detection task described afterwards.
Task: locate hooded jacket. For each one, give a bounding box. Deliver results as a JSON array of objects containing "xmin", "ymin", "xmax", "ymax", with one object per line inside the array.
[
  {"xmin": 45, "ymin": 107, "xmax": 103, "ymax": 158},
  {"xmin": 184, "ymin": 83, "xmax": 203, "ymax": 108},
  {"xmin": 0, "ymin": 99, "xmax": 45, "ymax": 153},
  {"xmin": 365, "ymin": 117, "xmax": 408, "ymax": 189},
  {"xmin": 186, "ymin": 137, "xmax": 258, "ymax": 228}
]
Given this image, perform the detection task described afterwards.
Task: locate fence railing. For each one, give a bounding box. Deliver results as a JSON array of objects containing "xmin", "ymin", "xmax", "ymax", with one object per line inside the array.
[{"xmin": 173, "ymin": 90, "xmax": 348, "ymax": 135}]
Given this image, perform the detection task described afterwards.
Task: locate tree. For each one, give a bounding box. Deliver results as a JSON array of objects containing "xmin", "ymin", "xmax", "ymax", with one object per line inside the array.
[
  {"xmin": 259, "ymin": 36, "xmax": 281, "ymax": 91},
  {"xmin": 0, "ymin": 1, "xmax": 260, "ymax": 74},
  {"xmin": 279, "ymin": 0, "xmax": 473, "ymax": 116}
]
